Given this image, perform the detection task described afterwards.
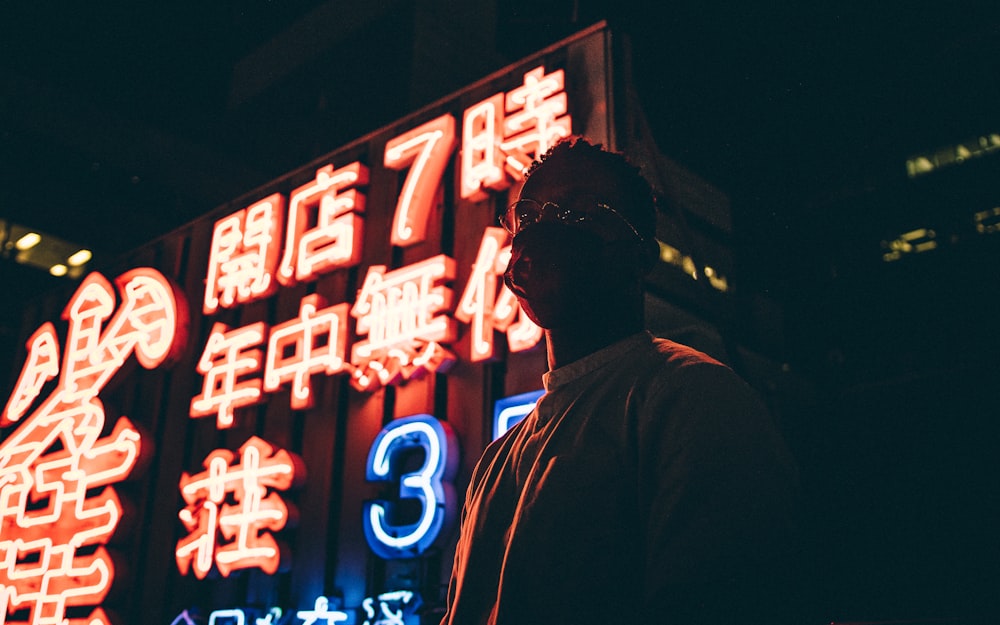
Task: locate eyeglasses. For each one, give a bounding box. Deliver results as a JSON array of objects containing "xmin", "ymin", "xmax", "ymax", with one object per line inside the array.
[{"xmin": 499, "ymin": 198, "xmax": 645, "ymax": 243}]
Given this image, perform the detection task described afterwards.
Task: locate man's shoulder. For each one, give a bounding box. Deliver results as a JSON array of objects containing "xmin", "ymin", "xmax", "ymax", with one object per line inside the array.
[
  {"xmin": 636, "ymin": 335, "xmax": 758, "ymax": 402},
  {"xmin": 644, "ymin": 335, "xmax": 729, "ymax": 372}
]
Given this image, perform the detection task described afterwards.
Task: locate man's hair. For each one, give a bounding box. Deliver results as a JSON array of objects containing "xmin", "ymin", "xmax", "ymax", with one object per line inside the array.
[{"xmin": 525, "ymin": 136, "xmax": 657, "ymax": 243}]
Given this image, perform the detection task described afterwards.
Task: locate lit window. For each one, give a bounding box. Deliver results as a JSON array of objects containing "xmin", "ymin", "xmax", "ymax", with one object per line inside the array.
[
  {"xmin": 906, "ymin": 132, "xmax": 1000, "ymax": 178},
  {"xmin": 67, "ymin": 249, "xmax": 92, "ymax": 266},
  {"xmin": 881, "ymin": 228, "xmax": 938, "ymax": 262},
  {"xmin": 15, "ymin": 232, "xmax": 41, "ymax": 250},
  {"xmin": 974, "ymin": 207, "xmax": 1000, "ymax": 234}
]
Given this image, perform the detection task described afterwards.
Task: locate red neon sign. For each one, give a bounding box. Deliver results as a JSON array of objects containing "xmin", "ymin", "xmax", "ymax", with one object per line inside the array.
[
  {"xmin": 460, "ymin": 65, "xmax": 572, "ymax": 200},
  {"xmin": 350, "ymin": 254, "xmax": 457, "ymax": 390},
  {"xmin": 0, "ymin": 268, "xmax": 185, "ymax": 625},
  {"xmin": 461, "ymin": 93, "xmax": 508, "ymax": 201},
  {"xmin": 500, "ymin": 66, "xmax": 572, "ymax": 175},
  {"xmin": 2, "ymin": 323, "xmax": 59, "ymax": 426},
  {"xmin": 190, "ymin": 321, "xmax": 268, "ymax": 429},
  {"xmin": 203, "ymin": 193, "xmax": 285, "ymax": 315},
  {"xmin": 384, "ymin": 114, "xmax": 457, "ymax": 247},
  {"xmin": 175, "ymin": 436, "xmax": 304, "ymax": 579},
  {"xmin": 263, "ymin": 294, "xmax": 349, "ymax": 410},
  {"xmin": 277, "ymin": 161, "xmax": 369, "ymax": 286},
  {"xmin": 456, "ymin": 228, "xmax": 542, "ymax": 361},
  {"xmin": 188, "ymin": 65, "xmax": 571, "ymax": 399}
]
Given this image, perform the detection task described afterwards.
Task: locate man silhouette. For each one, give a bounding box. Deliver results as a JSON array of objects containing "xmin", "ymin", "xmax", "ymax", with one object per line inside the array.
[{"xmin": 441, "ymin": 137, "xmax": 799, "ymax": 624}]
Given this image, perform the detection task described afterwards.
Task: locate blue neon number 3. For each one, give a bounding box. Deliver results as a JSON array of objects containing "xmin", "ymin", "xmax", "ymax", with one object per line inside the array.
[{"xmin": 363, "ymin": 414, "xmax": 459, "ymax": 559}]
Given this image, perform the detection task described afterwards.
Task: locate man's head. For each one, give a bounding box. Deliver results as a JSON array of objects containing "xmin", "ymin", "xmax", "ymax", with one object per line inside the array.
[{"xmin": 502, "ymin": 137, "xmax": 658, "ymax": 331}]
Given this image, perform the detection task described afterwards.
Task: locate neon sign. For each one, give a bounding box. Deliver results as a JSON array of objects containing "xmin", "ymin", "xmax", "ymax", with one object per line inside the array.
[
  {"xmin": 0, "ymin": 268, "xmax": 185, "ymax": 625},
  {"xmin": 350, "ymin": 255, "xmax": 457, "ymax": 391},
  {"xmin": 191, "ymin": 295, "xmax": 351, "ymax": 428},
  {"xmin": 4, "ymin": 52, "xmax": 586, "ymax": 625},
  {"xmin": 364, "ymin": 414, "xmax": 458, "ymax": 559},
  {"xmin": 461, "ymin": 65, "xmax": 572, "ymax": 199},
  {"xmin": 176, "ymin": 436, "xmax": 304, "ymax": 579},
  {"xmin": 384, "ymin": 114, "xmax": 457, "ymax": 247},
  {"xmin": 361, "ymin": 590, "xmax": 420, "ymax": 625},
  {"xmin": 210, "ymin": 608, "xmax": 250, "ymax": 625},
  {"xmin": 493, "ymin": 390, "xmax": 544, "ymax": 440},
  {"xmin": 173, "ymin": 590, "xmax": 420, "ymax": 625},
  {"xmin": 264, "ymin": 295, "xmax": 350, "ymax": 410},
  {"xmin": 190, "ymin": 321, "xmax": 268, "ymax": 428},
  {"xmin": 190, "ymin": 65, "xmax": 566, "ymax": 401},
  {"xmin": 203, "ymin": 193, "xmax": 285, "ymax": 315},
  {"xmin": 278, "ymin": 162, "xmax": 369, "ymax": 286},
  {"xmin": 296, "ymin": 596, "xmax": 350, "ymax": 624},
  {"xmin": 456, "ymin": 227, "xmax": 542, "ymax": 361}
]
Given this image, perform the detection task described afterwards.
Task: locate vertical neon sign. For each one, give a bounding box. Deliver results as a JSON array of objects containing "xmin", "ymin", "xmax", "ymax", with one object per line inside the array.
[{"xmin": 0, "ymin": 268, "xmax": 186, "ymax": 625}]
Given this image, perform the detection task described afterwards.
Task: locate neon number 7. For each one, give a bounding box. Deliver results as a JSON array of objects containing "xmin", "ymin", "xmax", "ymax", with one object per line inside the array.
[
  {"xmin": 383, "ymin": 114, "xmax": 457, "ymax": 247},
  {"xmin": 363, "ymin": 414, "xmax": 459, "ymax": 559}
]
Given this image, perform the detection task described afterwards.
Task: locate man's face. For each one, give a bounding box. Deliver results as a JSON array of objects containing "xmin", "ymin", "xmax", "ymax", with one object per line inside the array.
[{"xmin": 503, "ymin": 155, "xmax": 637, "ymax": 330}]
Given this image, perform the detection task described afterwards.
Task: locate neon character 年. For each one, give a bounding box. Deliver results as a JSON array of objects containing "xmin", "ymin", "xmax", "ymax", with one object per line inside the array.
[{"xmin": 0, "ymin": 268, "xmax": 186, "ymax": 625}]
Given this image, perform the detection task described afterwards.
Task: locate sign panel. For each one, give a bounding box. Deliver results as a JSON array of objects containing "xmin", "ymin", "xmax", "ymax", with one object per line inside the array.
[{"xmin": 1, "ymin": 24, "xmax": 616, "ymax": 624}]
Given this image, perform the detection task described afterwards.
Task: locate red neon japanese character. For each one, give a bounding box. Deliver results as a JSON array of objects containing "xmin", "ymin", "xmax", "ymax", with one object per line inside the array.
[
  {"xmin": 189, "ymin": 321, "xmax": 267, "ymax": 429},
  {"xmin": 384, "ymin": 114, "xmax": 457, "ymax": 247},
  {"xmin": 459, "ymin": 66, "xmax": 572, "ymax": 200},
  {"xmin": 455, "ymin": 228, "xmax": 542, "ymax": 361},
  {"xmin": 1, "ymin": 323, "xmax": 59, "ymax": 426},
  {"xmin": 203, "ymin": 194, "xmax": 285, "ymax": 315},
  {"xmin": 277, "ymin": 162, "xmax": 369, "ymax": 286},
  {"xmin": 263, "ymin": 294, "xmax": 349, "ymax": 410},
  {"xmin": 460, "ymin": 93, "xmax": 507, "ymax": 201},
  {"xmin": 500, "ymin": 66, "xmax": 572, "ymax": 177},
  {"xmin": 1, "ymin": 268, "xmax": 185, "ymax": 625},
  {"xmin": 175, "ymin": 436, "xmax": 304, "ymax": 579},
  {"xmin": 349, "ymin": 255, "xmax": 457, "ymax": 390}
]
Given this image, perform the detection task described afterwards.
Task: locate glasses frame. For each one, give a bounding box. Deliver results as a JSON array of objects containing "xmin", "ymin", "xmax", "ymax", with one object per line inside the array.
[{"xmin": 500, "ymin": 199, "xmax": 646, "ymax": 243}]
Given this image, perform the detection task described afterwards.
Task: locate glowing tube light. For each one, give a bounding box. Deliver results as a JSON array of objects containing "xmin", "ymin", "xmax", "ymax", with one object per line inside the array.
[
  {"xmin": 364, "ymin": 414, "xmax": 458, "ymax": 559},
  {"xmin": 384, "ymin": 114, "xmax": 457, "ymax": 247}
]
